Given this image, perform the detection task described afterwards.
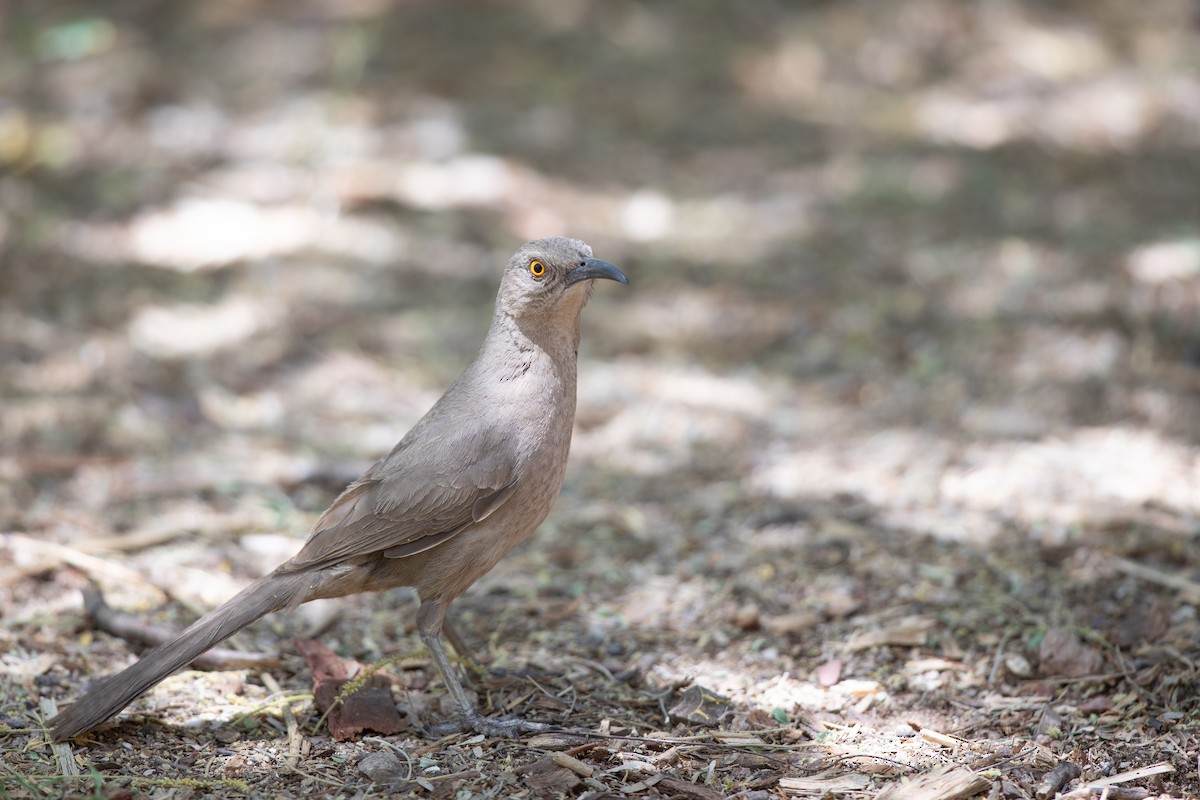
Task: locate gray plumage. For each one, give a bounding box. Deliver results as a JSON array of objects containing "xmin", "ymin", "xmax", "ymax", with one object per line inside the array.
[{"xmin": 50, "ymin": 237, "xmax": 627, "ymax": 741}]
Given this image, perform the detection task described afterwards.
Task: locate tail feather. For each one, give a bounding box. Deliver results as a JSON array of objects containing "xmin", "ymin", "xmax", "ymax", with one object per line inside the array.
[{"xmin": 50, "ymin": 572, "xmax": 309, "ymax": 741}]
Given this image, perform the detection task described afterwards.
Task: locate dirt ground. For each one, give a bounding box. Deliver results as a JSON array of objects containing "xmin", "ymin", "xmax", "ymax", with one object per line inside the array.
[{"xmin": 2, "ymin": 1, "xmax": 1200, "ymax": 798}]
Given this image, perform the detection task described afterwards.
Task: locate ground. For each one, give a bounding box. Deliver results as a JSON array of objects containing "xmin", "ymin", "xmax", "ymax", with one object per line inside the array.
[{"xmin": 2, "ymin": 1, "xmax": 1200, "ymax": 798}]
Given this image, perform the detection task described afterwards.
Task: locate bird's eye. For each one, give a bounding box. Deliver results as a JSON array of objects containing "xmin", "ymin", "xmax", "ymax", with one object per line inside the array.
[{"xmin": 529, "ymin": 259, "xmax": 546, "ymax": 277}]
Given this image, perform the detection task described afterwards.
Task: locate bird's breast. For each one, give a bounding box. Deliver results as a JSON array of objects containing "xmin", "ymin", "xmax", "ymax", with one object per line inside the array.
[{"xmin": 488, "ymin": 353, "xmax": 576, "ymax": 472}]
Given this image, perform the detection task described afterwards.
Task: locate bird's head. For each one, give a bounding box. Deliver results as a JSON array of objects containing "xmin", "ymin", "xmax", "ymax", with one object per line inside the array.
[{"xmin": 497, "ymin": 237, "xmax": 628, "ymax": 321}]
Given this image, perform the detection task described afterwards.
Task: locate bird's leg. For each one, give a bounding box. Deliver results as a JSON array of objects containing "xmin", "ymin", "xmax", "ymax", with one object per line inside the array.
[
  {"xmin": 416, "ymin": 597, "xmax": 552, "ymax": 738},
  {"xmin": 442, "ymin": 615, "xmax": 560, "ymax": 683},
  {"xmin": 441, "ymin": 617, "xmax": 487, "ymax": 682}
]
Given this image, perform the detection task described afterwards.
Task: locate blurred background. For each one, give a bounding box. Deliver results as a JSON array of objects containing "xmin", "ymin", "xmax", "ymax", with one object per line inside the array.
[{"xmin": 3, "ymin": 0, "xmax": 1200, "ymax": 793}]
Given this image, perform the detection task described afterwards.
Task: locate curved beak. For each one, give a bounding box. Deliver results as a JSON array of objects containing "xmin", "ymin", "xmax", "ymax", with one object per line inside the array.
[{"xmin": 565, "ymin": 257, "xmax": 629, "ymax": 287}]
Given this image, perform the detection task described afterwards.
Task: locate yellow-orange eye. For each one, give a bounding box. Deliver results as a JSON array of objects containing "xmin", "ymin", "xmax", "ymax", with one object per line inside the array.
[{"xmin": 529, "ymin": 259, "xmax": 546, "ymax": 277}]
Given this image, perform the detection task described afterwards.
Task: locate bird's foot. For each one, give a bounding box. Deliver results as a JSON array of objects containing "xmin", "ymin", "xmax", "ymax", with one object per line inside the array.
[
  {"xmin": 471, "ymin": 713, "xmax": 555, "ymax": 738},
  {"xmin": 477, "ymin": 666, "xmax": 560, "ymax": 682},
  {"xmin": 426, "ymin": 711, "xmax": 555, "ymax": 739}
]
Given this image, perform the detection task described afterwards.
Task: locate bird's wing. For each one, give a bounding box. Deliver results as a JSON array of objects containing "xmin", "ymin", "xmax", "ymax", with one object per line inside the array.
[{"xmin": 280, "ymin": 428, "xmax": 518, "ymax": 572}]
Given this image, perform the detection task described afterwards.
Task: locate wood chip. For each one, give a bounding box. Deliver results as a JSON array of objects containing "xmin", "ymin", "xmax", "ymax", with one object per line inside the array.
[
  {"xmin": 650, "ymin": 745, "xmax": 680, "ymax": 765},
  {"xmin": 761, "ymin": 610, "xmax": 820, "ymax": 635},
  {"xmin": 619, "ymin": 773, "xmax": 663, "ymax": 794},
  {"xmin": 528, "ymin": 732, "xmax": 588, "ymax": 749},
  {"xmin": 1081, "ymin": 761, "xmax": 1174, "ymax": 788},
  {"xmin": 918, "ymin": 727, "xmax": 964, "ymax": 749},
  {"xmin": 714, "ymin": 731, "xmax": 767, "ymax": 746},
  {"xmin": 550, "ymin": 751, "xmax": 594, "ymax": 778},
  {"xmin": 39, "ymin": 698, "xmax": 80, "ymax": 779},
  {"xmin": 846, "ymin": 615, "xmax": 937, "ymax": 651},
  {"xmin": 779, "ymin": 772, "xmax": 871, "ymax": 795},
  {"xmin": 516, "ymin": 755, "xmax": 584, "ymax": 794},
  {"xmin": 874, "ymin": 764, "xmax": 990, "ymax": 800},
  {"xmin": 668, "ymin": 684, "xmax": 731, "ymax": 726},
  {"xmin": 1035, "ymin": 760, "xmax": 1081, "ymax": 799},
  {"xmin": 657, "ymin": 774, "xmax": 723, "ymax": 800}
]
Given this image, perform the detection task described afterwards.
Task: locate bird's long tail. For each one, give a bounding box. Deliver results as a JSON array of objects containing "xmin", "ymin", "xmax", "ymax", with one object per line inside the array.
[{"xmin": 50, "ymin": 571, "xmax": 311, "ymax": 741}]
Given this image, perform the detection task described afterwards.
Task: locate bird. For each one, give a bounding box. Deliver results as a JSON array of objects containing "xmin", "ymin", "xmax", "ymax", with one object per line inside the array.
[{"xmin": 50, "ymin": 236, "xmax": 628, "ymax": 741}]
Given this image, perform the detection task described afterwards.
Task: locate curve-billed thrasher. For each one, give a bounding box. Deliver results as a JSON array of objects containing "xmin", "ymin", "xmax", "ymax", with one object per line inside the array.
[{"xmin": 50, "ymin": 236, "xmax": 628, "ymax": 741}]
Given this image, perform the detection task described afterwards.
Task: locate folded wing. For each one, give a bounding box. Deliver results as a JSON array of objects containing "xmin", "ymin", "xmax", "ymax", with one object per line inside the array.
[{"xmin": 280, "ymin": 427, "xmax": 518, "ymax": 572}]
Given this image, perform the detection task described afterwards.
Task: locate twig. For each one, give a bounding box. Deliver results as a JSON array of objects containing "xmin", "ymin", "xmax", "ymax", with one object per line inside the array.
[
  {"xmin": 1112, "ymin": 557, "xmax": 1200, "ymax": 603},
  {"xmin": 988, "ymin": 630, "xmax": 1012, "ymax": 686},
  {"xmin": 81, "ymin": 587, "xmax": 282, "ymax": 670},
  {"xmin": 1083, "ymin": 761, "xmax": 1174, "ymax": 788},
  {"xmin": 261, "ymin": 673, "xmax": 301, "ymax": 769},
  {"xmin": 1106, "ymin": 641, "xmax": 1161, "ymax": 706},
  {"xmin": 1059, "ymin": 787, "xmax": 1148, "ymax": 799},
  {"xmin": 0, "ymin": 533, "xmax": 165, "ymax": 597},
  {"xmin": 529, "ymin": 727, "xmax": 797, "ymax": 759},
  {"xmin": 73, "ymin": 509, "xmax": 267, "ymax": 555},
  {"xmin": 524, "ymin": 674, "xmax": 576, "ymax": 717},
  {"xmin": 562, "ymin": 655, "xmax": 617, "ymax": 682},
  {"xmin": 1055, "ymin": 764, "xmax": 1176, "ymax": 800}
]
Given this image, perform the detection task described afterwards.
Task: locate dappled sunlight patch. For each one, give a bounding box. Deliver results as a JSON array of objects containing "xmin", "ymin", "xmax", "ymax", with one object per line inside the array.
[
  {"xmin": 128, "ymin": 296, "xmax": 282, "ymax": 360},
  {"xmin": 599, "ymin": 288, "xmax": 794, "ymax": 358},
  {"xmin": 284, "ymin": 351, "xmax": 434, "ymax": 416},
  {"xmin": 876, "ymin": 506, "xmax": 1004, "ymax": 545},
  {"xmin": 148, "ymin": 437, "xmax": 316, "ymax": 497},
  {"xmin": 278, "ymin": 351, "xmax": 434, "ymax": 454},
  {"xmin": 733, "ymin": 2, "xmax": 1200, "ymax": 152},
  {"xmin": 1126, "ymin": 238, "xmax": 1200, "ymax": 340},
  {"xmin": 754, "ymin": 429, "xmax": 955, "ymax": 511},
  {"xmin": 1128, "ymin": 239, "xmax": 1200, "ymax": 285},
  {"xmin": 7, "ymin": 332, "xmax": 121, "ymax": 394},
  {"xmin": 197, "ymin": 386, "xmax": 285, "ymax": 431},
  {"xmin": 1010, "ymin": 327, "xmax": 1124, "ymax": 382},
  {"xmin": 906, "ymin": 238, "xmax": 1094, "ymax": 320},
  {"xmin": 618, "ymin": 575, "xmax": 710, "ymax": 631},
  {"xmin": 619, "ymin": 189, "xmax": 675, "ymax": 242},
  {"xmin": 575, "ymin": 361, "xmax": 774, "ymax": 474},
  {"xmin": 651, "ymin": 656, "xmax": 893, "ymax": 723},
  {"xmin": 940, "ymin": 427, "xmax": 1200, "ymax": 521},
  {"xmin": 915, "ymin": 75, "xmax": 1161, "ymax": 151},
  {"xmin": 757, "ymin": 425, "xmax": 1199, "ymax": 532},
  {"xmin": 87, "ymin": 199, "xmax": 315, "ymax": 271},
  {"xmin": 59, "ymin": 198, "xmax": 410, "ymax": 271},
  {"xmin": 651, "ymin": 194, "xmax": 816, "ymax": 264},
  {"xmin": 394, "ymin": 154, "xmax": 516, "ymax": 210}
]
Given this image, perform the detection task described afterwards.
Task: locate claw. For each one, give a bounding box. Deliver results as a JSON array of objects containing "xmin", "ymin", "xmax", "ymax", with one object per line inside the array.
[
  {"xmin": 426, "ymin": 711, "xmax": 556, "ymax": 739},
  {"xmin": 469, "ymin": 713, "xmax": 555, "ymax": 738}
]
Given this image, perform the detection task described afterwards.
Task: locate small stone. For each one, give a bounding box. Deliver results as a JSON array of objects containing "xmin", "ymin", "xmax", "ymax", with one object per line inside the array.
[
  {"xmin": 1005, "ymin": 652, "xmax": 1034, "ymax": 678},
  {"xmin": 733, "ymin": 604, "xmax": 760, "ymax": 630},
  {"xmin": 358, "ymin": 751, "xmax": 406, "ymax": 784},
  {"xmin": 212, "ymin": 727, "xmax": 240, "ymax": 744},
  {"xmin": 1038, "ymin": 628, "xmax": 1104, "ymax": 678}
]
